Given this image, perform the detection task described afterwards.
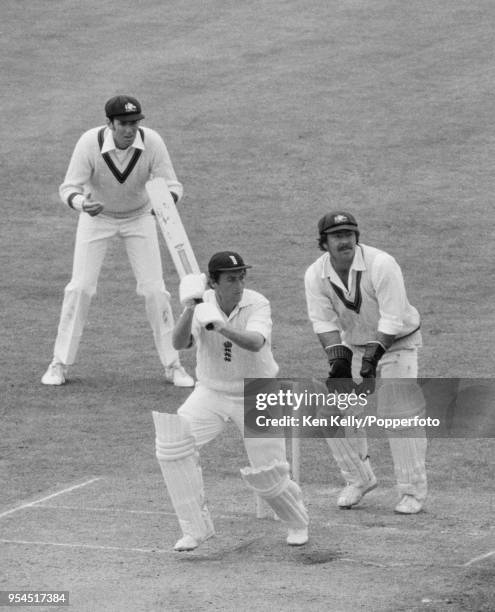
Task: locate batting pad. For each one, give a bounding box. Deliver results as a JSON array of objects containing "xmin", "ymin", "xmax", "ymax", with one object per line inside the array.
[
  {"xmin": 377, "ymin": 380, "xmax": 426, "ymax": 424},
  {"xmin": 145, "ymin": 290, "xmax": 179, "ymax": 368},
  {"xmin": 152, "ymin": 412, "xmax": 214, "ymax": 541},
  {"xmin": 54, "ymin": 288, "xmax": 93, "ymax": 365},
  {"xmin": 326, "ymin": 434, "xmax": 374, "ymax": 486},
  {"xmin": 240, "ymin": 461, "xmax": 308, "ymax": 528},
  {"xmin": 388, "ymin": 436, "xmax": 428, "ymax": 500}
]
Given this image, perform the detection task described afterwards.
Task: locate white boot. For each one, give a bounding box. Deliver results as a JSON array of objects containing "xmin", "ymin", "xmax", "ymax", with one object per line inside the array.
[
  {"xmin": 41, "ymin": 360, "xmax": 67, "ymax": 385},
  {"xmin": 394, "ymin": 495, "xmax": 423, "ymax": 514},
  {"xmin": 337, "ymin": 470, "xmax": 377, "ymax": 509},
  {"xmin": 286, "ymin": 527, "xmax": 309, "ymax": 546}
]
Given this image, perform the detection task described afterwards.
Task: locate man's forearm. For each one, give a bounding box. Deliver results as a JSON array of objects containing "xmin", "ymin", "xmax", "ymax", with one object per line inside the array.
[{"xmin": 172, "ymin": 306, "xmax": 195, "ymax": 350}]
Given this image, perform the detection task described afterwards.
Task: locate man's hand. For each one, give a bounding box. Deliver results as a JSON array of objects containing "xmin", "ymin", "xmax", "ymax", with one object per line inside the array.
[
  {"xmin": 179, "ymin": 273, "xmax": 207, "ymax": 308},
  {"xmin": 358, "ymin": 341, "xmax": 386, "ymax": 395},
  {"xmin": 195, "ymin": 302, "xmax": 224, "ymax": 331},
  {"xmin": 325, "ymin": 344, "xmax": 355, "ymax": 394},
  {"xmin": 71, "ymin": 194, "xmax": 104, "ymax": 216},
  {"xmin": 82, "ymin": 200, "xmax": 104, "ymax": 216}
]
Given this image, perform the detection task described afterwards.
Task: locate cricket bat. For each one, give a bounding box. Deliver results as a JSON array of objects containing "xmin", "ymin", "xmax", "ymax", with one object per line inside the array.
[{"xmin": 146, "ymin": 177, "xmax": 200, "ymax": 279}]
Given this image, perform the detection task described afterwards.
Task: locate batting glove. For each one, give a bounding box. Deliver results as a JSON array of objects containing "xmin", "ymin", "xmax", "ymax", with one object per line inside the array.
[
  {"xmin": 358, "ymin": 341, "xmax": 386, "ymax": 395},
  {"xmin": 179, "ymin": 273, "xmax": 207, "ymax": 308},
  {"xmin": 325, "ymin": 344, "xmax": 355, "ymax": 394},
  {"xmin": 195, "ymin": 302, "xmax": 225, "ymax": 331}
]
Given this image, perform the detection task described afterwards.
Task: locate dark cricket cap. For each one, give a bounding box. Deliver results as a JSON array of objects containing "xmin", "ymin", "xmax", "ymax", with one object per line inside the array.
[
  {"xmin": 318, "ymin": 211, "xmax": 359, "ymax": 234},
  {"xmin": 208, "ymin": 251, "xmax": 252, "ymax": 275},
  {"xmin": 105, "ymin": 95, "xmax": 145, "ymax": 121}
]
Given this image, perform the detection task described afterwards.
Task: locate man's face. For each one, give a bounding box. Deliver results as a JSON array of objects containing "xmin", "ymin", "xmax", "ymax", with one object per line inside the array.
[
  {"xmin": 212, "ymin": 270, "xmax": 246, "ymax": 310},
  {"xmin": 108, "ymin": 118, "xmax": 141, "ymax": 149},
  {"xmin": 324, "ymin": 230, "xmax": 357, "ymax": 266}
]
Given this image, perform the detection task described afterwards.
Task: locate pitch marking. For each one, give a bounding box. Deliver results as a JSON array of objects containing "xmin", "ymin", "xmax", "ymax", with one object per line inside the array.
[
  {"xmin": 0, "ymin": 477, "xmax": 102, "ymax": 520},
  {"xmin": 463, "ymin": 549, "xmax": 495, "ymax": 567},
  {"xmin": 31, "ymin": 504, "xmax": 256, "ymax": 520},
  {"xmin": 0, "ymin": 538, "xmax": 175, "ymax": 555},
  {"xmin": 38, "ymin": 504, "xmax": 176, "ymax": 516}
]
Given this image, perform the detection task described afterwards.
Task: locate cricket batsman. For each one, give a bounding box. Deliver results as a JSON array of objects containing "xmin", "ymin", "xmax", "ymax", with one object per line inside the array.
[
  {"xmin": 305, "ymin": 212, "xmax": 427, "ymax": 514},
  {"xmin": 152, "ymin": 252, "xmax": 309, "ymax": 551},
  {"xmin": 41, "ymin": 95, "xmax": 193, "ymax": 387}
]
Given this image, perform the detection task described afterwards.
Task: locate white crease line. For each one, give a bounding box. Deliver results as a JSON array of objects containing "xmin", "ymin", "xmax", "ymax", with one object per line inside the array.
[
  {"xmin": 12, "ymin": 503, "xmax": 409, "ymax": 526},
  {"xmin": 0, "ymin": 478, "xmax": 102, "ymax": 520},
  {"xmin": 38, "ymin": 504, "xmax": 175, "ymax": 516},
  {"xmin": 0, "ymin": 539, "xmax": 175, "ymax": 555},
  {"xmin": 463, "ymin": 550, "xmax": 495, "ymax": 567},
  {"xmin": 33, "ymin": 504, "xmax": 257, "ymax": 520},
  {"xmin": 0, "ymin": 539, "xmax": 476, "ymax": 567}
]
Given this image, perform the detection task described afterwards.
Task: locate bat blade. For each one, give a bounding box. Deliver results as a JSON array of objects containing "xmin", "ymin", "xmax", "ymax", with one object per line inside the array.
[{"xmin": 146, "ymin": 178, "xmax": 200, "ymax": 279}]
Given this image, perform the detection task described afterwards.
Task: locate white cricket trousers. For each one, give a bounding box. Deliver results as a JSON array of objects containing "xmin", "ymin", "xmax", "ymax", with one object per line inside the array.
[
  {"xmin": 52, "ymin": 212, "xmax": 179, "ymax": 367},
  {"xmin": 178, "ymin": 383, "xmax": 287, "ymax": 468}
]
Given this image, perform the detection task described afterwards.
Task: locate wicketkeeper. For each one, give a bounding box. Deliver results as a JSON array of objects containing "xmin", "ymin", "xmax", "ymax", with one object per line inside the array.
[
  {"xmin": 305, "ymin": 212, "xmax": 427, "ymax": 514},
  {"xmin": 41, "ymin": 95, "xmax": 193, "ymax": 387},
  {"xmin": 152, "ymin": 252, "xmax": 309, "ymax": 551}
]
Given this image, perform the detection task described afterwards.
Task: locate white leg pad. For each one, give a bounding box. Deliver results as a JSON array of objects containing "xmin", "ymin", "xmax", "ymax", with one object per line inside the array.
[
  {"xmin": 145, "ymin": 289, "xmax": 180, "ymax": 368},
  {"xmin": 377, "ymin": 380, "xmax": 426, "ymax": 423},
  {"xmin": 377, "ymin": 381, "xmax": 427, "ymax": 500},
  {"xmin": 240, "ymin": 461, "xmax": 308, "ymax": 528},
  {"xmin": 53, "ymin": 287, "xmax": 93, "ymax": 365},
  {"xmin": 388, "ymin": 435, "xmax": 427, "ymax": 500},
  {"xmin": 325, "ymin": 430, "xmax": 374, "ymax": 486},
  {"xmin": 152, "ymin": 411, "xmax": 214, "ymax": 541}
]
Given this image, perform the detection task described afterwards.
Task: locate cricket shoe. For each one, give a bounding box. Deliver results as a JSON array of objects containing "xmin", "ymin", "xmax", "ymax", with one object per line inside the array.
[
  {"xmin": 337, "ymin": 475, "xmax": 377, "ymax": 509},
  {"xmin": 394, "ymin": 495, "xmax": 423, "ymax": 514},
  {"xmin": 41, "ymin": 361, "xmax": 67, "ymax": 386},
  {"xmin": 286, "ymin": 527, "xmax": 309, "ymax": 546},
  {"xmin": 164, "ymin": 364, "xmax": 194, "ymax": 387},
  {"xmin": 174, "ymin": 527, "xmax": 215, "ymax": 552}
]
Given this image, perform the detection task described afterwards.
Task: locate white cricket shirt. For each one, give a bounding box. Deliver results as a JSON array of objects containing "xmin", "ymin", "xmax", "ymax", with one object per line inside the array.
[
  {"xmin": 305, "ymin": 244, "xmax": 421, "ymax": 346},
  {"xmin": 191, "ymin": 288, "xmax": 279, "ymax": 393}
]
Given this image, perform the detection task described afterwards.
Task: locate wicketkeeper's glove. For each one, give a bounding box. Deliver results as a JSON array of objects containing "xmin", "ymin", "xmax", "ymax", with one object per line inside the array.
[
  {"xmin": 179, "ymin": 273, "xmax": 207, "ymax": 308},
  {"xmin": 325, "ymin": 344, "xmax": 355, "ymax": 394},
  {"xmin": 195, "ymin": 302, "xmax": 224, "ymax": 331},
  {"xmin": 358, "ymin": 341, "xmax": 386, "ymax": 395}
]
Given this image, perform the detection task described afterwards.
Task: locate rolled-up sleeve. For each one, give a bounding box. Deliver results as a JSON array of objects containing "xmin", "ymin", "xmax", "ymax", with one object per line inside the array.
[
  {"xmin": 371, "ymin": 253, "xmax": 407, "ymax": 335},
  {"xmin": 245, "ymin": 299, "xmax": 272, "ymax": 339},
  {"xmin": 304, "ymin": 266, "xmax": 340, "ymax": 335},
  {"xmin": 149, "ymin": 132, "xmax": 183, "ymax": 202},
  {"xmin": 59, "ymin": 132, "xmax": 94, "ymax": 206}
]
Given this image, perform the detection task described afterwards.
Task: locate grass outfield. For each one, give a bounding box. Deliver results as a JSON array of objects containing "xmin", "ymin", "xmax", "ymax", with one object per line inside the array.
[{"xmin": 1, "ymin": 1, "xmax": 494, "ymax": 610}]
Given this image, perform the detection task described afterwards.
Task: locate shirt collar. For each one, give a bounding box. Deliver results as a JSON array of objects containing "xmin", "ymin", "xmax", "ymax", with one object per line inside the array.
[
  {"xmin": 209, "ymin": 289, "xmax": 252, "ymax": 318},
  {"xmin": 321, "ymin": 245, "xmax": 366, "ymax": 287},
  {"xmin": 100, "ymin": 127, "xmax": 145, "ymax": 154}
]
